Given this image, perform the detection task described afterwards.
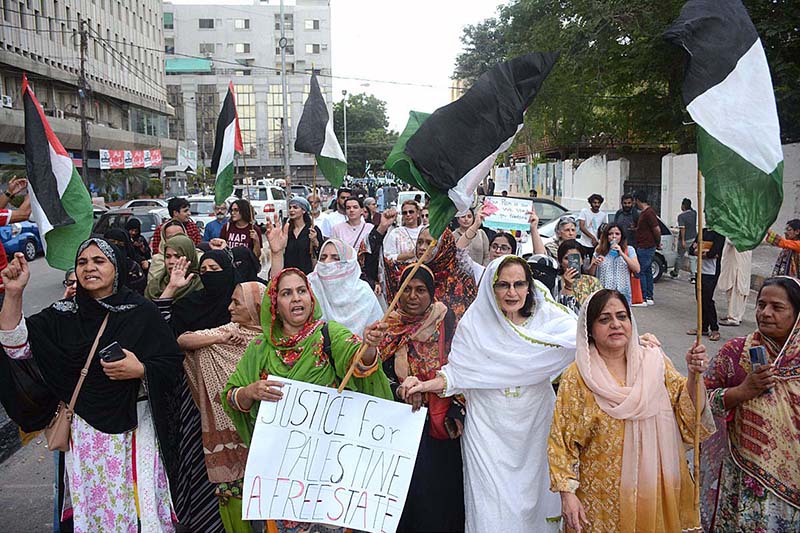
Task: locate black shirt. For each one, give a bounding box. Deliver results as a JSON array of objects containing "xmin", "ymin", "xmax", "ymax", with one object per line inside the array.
[{"xmin": 284, "ymin": 222, "xmax": 321, "ymax": 274}]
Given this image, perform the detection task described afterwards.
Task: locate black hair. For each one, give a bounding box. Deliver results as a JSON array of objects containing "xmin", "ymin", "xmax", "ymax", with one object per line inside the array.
[
  {"xmin": 621, "ymin": 193, "xmax": 633, "ymax": 201},
  {"xmin": 585, "ymin": 289, "xmax": 631, "ymax": 340},
  {"xmin": 231, "ymin": 198, "xmax": 253, "ymax": 224},
  {"xmin": 400, "ymin": 265, "xmax": 435, "ymax": 300},
  {"xmin": 167, "ymin": 197, "xmax": 190, "ymax": 217},
  {"xmin": 164, "ymin": 219, "xmax": 186, "ymax": 233},
  {"xmin": 758, "ymin": 277, "xmax": 800, "ymax": 316},
  {"xmin": 682, "ymin": 198, "xmax": 693, "ymax": 208},
  {"xmin": 557, "ymin": 239, "xmax": 584, "ymax": 264},
  {"xmin": 787, "ymin": 219, "xmax": 800, "ymax": 232},
  {"xmin": 344, "ymin": 196, "xmax": 364, "ymax": 209},
  {"xmin": 496, "ymin": 256, "xmax": 536, "ymax": 317},
  {"xmin": 633, "ymin": 190, "xmax": 649, "ymax": 203},
  {"xmin": 588, "ymin": 193, "xmax": 604, "ymax": 204},
  {"xmin": 491, "ymin": 232, "xmax": 517, "ymax": 253},
  {"xmin": 336, "ymin": 187, "xmax": 352, "ymax": 198}
]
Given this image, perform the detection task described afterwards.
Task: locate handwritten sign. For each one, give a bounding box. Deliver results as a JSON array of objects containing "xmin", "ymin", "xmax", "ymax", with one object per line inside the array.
[
  {"xmin": 242, "ymin": 378, "xmax": 427, "ymax": 533},
  {"xmin": 482, "ymin": 196, "xmax": 534, "ymax": 231}
]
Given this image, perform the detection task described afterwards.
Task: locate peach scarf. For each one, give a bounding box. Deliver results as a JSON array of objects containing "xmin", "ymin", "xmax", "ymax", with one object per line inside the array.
[{"xmin": 576, "ymin": 292, "xmax": 684, "ymax": 532}]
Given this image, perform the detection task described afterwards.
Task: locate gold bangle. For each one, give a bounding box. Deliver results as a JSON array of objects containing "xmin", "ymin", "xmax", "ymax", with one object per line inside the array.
[{"xmin": 436, "ymin": 370, "xmax": 449, "ymax": 398}]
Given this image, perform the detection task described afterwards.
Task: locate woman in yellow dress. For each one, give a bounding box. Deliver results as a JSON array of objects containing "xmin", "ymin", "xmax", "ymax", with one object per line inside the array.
[{"xmin": 547, "ymin": 289, "xmax": 715, "ymax": 532}]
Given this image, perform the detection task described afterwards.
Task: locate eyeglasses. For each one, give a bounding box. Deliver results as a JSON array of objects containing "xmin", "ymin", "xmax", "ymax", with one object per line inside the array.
[
  {"xmin": 63, "ymin": 279, "xmax": 77, "ymax": 287},
  {"xmin": 490, "ymin": 244, "xmax": 513, "ymax": 253},
  {"xmin": 558, "ymin": 216, "xmax": 576, "ymax": 224},
  {"xmin": 493, "ymin": 280, "xmax": 529, "ymax": 293},
  {"xmin": 421, "ymin": 213, "xmax": 429, "ymax": 219},
  {"xmin": 402, "ymin": 210, "xmax": 417, "ymax": 216}
]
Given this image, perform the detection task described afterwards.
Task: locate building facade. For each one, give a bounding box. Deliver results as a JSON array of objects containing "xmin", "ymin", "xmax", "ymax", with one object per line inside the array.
[
  {"xmin": 163, "ymin": 0, "xmax": 332, "ymax": 185},
  {"xmin": 0, "ymin": 0, "xmax": 176, "ymax": 188}
]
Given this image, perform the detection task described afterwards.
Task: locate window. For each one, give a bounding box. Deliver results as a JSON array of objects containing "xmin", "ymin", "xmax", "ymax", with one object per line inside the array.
[
  {"xmin": 234, "ymin": 84, "xmax": 257, "ymax": 157},
  {"xmin": 199, "ymin": 42, "xmax": 214, "ymax": 55},
  {"xmin": 234, "ymin": 43, "xmax": 250, "ymax": 54},
  {"xmin": 277, "ymin": 62, "xmax": 295, "ymax": 74},
  {"xmin": 165, "ymin": 37, "xmax": 174, "ymax": 54},
  {"xmin": 234, "ymin": 18, "xmax": 249, "ymax": 29},
  {"xmin": 275, "ymin": 37, "xmax": 294, "ymax": 55},
  {"xmin": 198, "ymin": 18, "xmax": 213, "ymax": 29},
  {"xmin": 267, "ymin": 84, "xmax": 290, "ymax": 158},
  {"xmin": 305, "ymin": 43, "xmax": 320, "ymax": 54},
  {"xmin": 236, "ymin": 58, "xmax": 255, "ymax": 67},
  {"xmin": 274, "ymin": 13, "xmax": 293, "ymax": 31},
  {"xmin": 305, "ymin": 19, "xmax": 319, "ymax": 30}
]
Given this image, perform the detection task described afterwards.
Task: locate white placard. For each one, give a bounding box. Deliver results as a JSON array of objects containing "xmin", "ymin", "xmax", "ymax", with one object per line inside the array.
[
  {"xmin": 242, "ymin": 378, "xmax": 427, "ymax": 533},
  {"xmin": 482, "ymin": 196, "xmax": 534, "ymax": 231}
]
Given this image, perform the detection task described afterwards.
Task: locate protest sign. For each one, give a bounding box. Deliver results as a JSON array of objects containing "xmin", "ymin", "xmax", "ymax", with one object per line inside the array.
[
  {"xmin": 242, "ymin": 378, "xmax": 427, "ymax": 533},
  {"xmin": 482, "ymin": 196, "xmax": 534, "ymax": 231}
]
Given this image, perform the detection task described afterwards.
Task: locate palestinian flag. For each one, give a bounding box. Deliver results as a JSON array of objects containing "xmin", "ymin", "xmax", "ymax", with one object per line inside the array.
[
  {"xmin": 22, "ymin": 75, "xmax": 93, "ymax": 271},
  {"xmin": 664, "ymin": 0, "xmax": 783, "ymax": 251},
  {"xmin": 211, "ymin": 82, "xmax": 243, "ymax": 205},
  {"xmin": 295, "ymin": 73, "xmax": 347, "ymax": 187},
  {"xmin": 387, "ymin": 52, "xmax": 558, "ymax": 238}
]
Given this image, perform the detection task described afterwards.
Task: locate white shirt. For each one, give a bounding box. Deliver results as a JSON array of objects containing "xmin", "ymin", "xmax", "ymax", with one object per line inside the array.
[
  {"xmin": 319, "ymin": 210, "xmax": 346, "ymax": 238},
  {"xmin": 576, "ymin": 208, "xmax": 606, "ymax": 248},
  {"xmin": 382, "ymin": 225, "xmax": 422, "ymax": 261}
]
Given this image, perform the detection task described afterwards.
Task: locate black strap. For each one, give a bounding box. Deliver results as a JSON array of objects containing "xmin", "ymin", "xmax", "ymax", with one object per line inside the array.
[{"xmin": 321, "ymin": 322, "xmax": 334, "ymax": 374}]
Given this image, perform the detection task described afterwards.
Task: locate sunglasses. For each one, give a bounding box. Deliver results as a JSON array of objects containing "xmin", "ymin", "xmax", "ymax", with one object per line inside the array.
[
  {"xmin": 63, "ymin": 279, "xmax": 77, "ymax": 287},
  {"xmin": 402, "ymin": 210, "xmax": 417, "ymax": 216},
  {"xmin": 421, "ymin": 213, "xmax": 429, "ymax": 218}
]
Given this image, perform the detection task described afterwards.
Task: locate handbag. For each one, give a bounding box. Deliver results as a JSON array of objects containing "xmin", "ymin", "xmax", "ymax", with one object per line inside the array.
[{"xmin": 44, "ymin": 314, "xmax": 109, "ymax": 452}]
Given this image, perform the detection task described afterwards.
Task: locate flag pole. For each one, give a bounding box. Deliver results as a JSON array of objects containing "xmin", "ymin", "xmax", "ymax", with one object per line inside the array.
[
  {"xmin": 337, "ymin": 239, "xmax": 438, "ymax": 393},
  {"xmin": 693, "ymin": 168, "xmax": 704, "ymax": 508}
]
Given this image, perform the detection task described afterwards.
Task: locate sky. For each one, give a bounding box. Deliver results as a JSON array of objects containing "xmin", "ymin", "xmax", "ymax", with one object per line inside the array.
[{"xmin": 169, "ymin": 0, "xmax": 504, "ymax": 131}]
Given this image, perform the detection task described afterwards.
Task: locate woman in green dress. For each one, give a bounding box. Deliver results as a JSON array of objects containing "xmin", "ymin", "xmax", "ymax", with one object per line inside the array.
[{"xmin": 223, "ymin": 267, "xmax": 393, "ymax": 533}]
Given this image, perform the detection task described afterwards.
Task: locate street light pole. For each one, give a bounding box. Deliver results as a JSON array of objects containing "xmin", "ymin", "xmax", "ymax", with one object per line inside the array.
[
  {"xmin": 342, "ymin": 90, "xmax": 348, "ymax": 161},
  {"xmin": 279, "ymin": 0, "xmax": 291, "ymax": 199},
  {"xmin": 78, "ymin": 19, "xmax": 89, "ymax": 186}
]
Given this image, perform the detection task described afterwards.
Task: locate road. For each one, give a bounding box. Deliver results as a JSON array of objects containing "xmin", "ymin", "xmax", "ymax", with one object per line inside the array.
[{"xmin": 0, "ymin": 266, "xmax": 758, "ymax": 531}]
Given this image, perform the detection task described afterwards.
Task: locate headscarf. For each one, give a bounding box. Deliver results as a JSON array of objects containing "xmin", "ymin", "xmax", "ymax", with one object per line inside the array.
[
  {"xmin": 288, "ymin": 196, "xmax": 311, "ymax": 213},
  {"xmin": 144, "ymin": 234, "xmax": 202, "ymax": 301},
  {"xmin": 158, "ymin": 219, "xmax": 187, "ymax": 254},
  {"xmin": 381, "ymin": 265, "xmax": 449, "ymax": 381},
  {"xmin": 443, "ymin": 255, "xmax": 577, "ymax": 389},
  {"xmin": 222, "ymin": 268, "xmax": 392, "ymax": 445},
  {"xmin": 14, "ymin": 238, "xmax": 183, "ymax": 489},
  {"xmin": 231, "ymin": 246, "xmax": 263, "ymax": 283},
  {"xmin": 125, "ymin": 217, "xmax": 141, "ymax": 233},
  {"xmin": 103, "ymin": 228, "xmax": 137, "ymax": 260},
  {"xmin": 240, "ymin": 281, "xmax": 267, "ymax": 326},
  {"xmin": 575, "ymin": 290, "xmax": 684, "ymax": 533},
  {"xmin": 103, "ymin": 228, "xmax": 147, "ymax": 294},
  {"xmin": 171, "ymin": 249, "xmax": 238, "ymax": 336},
  {"xmin": 308, "ymin": 239, "xmax": 383, "ymax": 336}
]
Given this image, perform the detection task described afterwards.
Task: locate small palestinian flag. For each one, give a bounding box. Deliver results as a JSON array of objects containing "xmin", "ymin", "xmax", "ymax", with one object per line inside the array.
[
  {"xmin": 211, "ymin": 82, "xmax": 244, "ymax": 205},
  {"xmin": 295, "ymin": 73, "xmax": 347, "ymax": 187},
  {"xmin": 664, "ymin": 0, "xmax": 783, "ymax": 251},
  {"xmin": 387, "ymin": 52, "xmax": 558, "ymax": 238},
  {"xmin": 22, "ymin": 75, "xmax": 93, "ymax": 271}
]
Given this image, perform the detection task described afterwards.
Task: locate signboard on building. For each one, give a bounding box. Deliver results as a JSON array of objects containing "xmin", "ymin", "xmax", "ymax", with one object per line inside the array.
[
  {"xmin": 242, "ymin": 378, "xmax": 426, "ymax": 533},
  {"xmin": 99, "ymin": 149, "xmax": 162, "ymax": 170}
]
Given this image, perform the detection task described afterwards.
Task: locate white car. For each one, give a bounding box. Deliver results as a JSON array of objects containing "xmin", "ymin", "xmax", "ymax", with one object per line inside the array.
[
  {"xmin": 396, "ymin": 190, "xmax": 428, "ymax": 208},
  {"xmin": 121, "ymin": 198, "xmax": 167, "ymax": 209},
  {"xmin": 186, "ymin": 195, "xmax": 218, "ymax": 234},
  {"xmin": 230, "ymin": 184, "xmax": 288, "ymax": 225}
]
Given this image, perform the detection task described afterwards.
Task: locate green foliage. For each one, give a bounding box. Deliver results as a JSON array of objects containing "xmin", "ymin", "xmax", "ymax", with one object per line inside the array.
[
  {"xmin": 332, "ymin": 93, "xmax": 399, "ymax": 176},
  {"xmin": 146, "ymin": 178, "xmax": 163, "ymax": 198},
  {"xmin": 453, "ymin": 0, "xmax": 800, "ymax": 154}
]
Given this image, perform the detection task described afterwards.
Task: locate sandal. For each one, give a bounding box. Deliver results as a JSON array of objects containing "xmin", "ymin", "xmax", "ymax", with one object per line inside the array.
[
  {"xmin": 686, "ymin": 329, "xmax": 709, "ymax": 336},
  {"xmin": 709, "ymin": 331, "xmax": 721, "ymax": 341}
]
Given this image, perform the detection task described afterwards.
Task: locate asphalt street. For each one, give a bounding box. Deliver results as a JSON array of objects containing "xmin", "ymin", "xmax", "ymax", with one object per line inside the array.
[{"xmin": 0, "ymin": 263, "xmax": 758, "ymax": 532}]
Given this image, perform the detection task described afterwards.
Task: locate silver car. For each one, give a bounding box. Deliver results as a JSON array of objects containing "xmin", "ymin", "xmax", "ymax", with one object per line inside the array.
[{"xmin": 522, "ymin": 210, "xmax": 677, "ymax": 282}]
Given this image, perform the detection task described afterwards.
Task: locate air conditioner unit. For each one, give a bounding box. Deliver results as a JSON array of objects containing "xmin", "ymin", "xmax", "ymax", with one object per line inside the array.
[
  {"xmin": 55, "ymin": 109, "xmax": 65, "ymax": 119},
  {"xmin": 321, "ymin": 44, "xmax": 328, "ymax": 51},
  {"xmin": 1, "ymin": 95, "xmax": 12, "ymax": 108}
]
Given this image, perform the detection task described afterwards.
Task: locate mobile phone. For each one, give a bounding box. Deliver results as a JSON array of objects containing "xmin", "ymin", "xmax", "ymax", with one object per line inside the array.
[
  {"xmin": 99, "ymin": 341, "xmax": 126, "ymax": 363},
  {"xmin": 567, "ymin": 253, "xmax": 582, "ymax": 277},
  {"xmin": 749, "ymin": 346, "xmax": 767, "ymax": 370}
]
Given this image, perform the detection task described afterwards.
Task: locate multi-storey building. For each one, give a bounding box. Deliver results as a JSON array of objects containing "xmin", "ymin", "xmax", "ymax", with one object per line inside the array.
[
  {"xmin": 164, "ymin": 0, "xmax": 332, "ymax": 185},
  {"xmin": 0, "ymin": 0, "xmax": 175, "ymax": 183}
]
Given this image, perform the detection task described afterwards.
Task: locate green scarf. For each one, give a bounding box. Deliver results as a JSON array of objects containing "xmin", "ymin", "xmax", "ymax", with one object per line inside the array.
[
  {"xmin": 144, "ymin": 234, "xmax": 203, "ymax": 300},
  {"xmin": 223, "ymin": 268, "xmax": 392, "ymax": 445}
]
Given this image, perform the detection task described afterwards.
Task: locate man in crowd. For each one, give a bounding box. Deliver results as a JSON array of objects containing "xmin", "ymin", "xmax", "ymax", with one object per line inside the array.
[
  {"xmin": 0, "ymin": 177, "xmax": 32, "ymax": 305},
  {"xmin": 687, "ymin": 228, "xmax": 725, "ymax": 341},
  {"xmin": 634, "ymin": 190, "xmax": 661, "ymax": 306},
  {"xmin": 671, "ymin": 198, "xmax": 697, "ymax": 282},
  {"xmin": 150, "ymin": 197, "xmax": 201, "ymax": 254},
  {"xmin": 202, "ymin": 202, "xmax": 229, "ymax": 241},
  {"xmin": 718, "ymin": 237, "xmax": 752, "ymax": 327},
  {"xmin": 577, "ymin": 193, "xmax": 605, "ymax": 255},
  {"xmin": 614, "ymin": 193, "xmax": 638, "ymax": 247},
  {"xmin": 529, "ymin": 188, "xmax": 538, "ymax": 198},
  {"xmin": 319, "ymin": 187, "xmax": 350, "ymax": 238}
]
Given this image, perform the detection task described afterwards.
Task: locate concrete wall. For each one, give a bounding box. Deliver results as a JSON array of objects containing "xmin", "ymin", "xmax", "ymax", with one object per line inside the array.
[
  {"xmin": 560, "ymin": 154, "xmax": 628, "ymax": 212},
  {"xmin": 660, "ymin": 142, "xmax": 800, "ymax": 229}
]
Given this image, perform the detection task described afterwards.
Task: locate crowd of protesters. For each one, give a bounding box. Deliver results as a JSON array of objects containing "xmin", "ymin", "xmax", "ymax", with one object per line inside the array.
[{"xmin": 0, "ymin": 179, "xmax": 797, "ymax": 533}]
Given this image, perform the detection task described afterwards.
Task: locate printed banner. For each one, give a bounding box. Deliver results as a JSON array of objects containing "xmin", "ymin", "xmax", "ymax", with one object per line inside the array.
[
  {"xmin": 99, "ymin": 149, "xmax": 162, "ymax": 169},
  {"xmin": 242, "ymin": 378, "xmax": 427, "ymax": 533},
  {"xmin": 482, "ymin": 195, "xmax": 534, "ymax": 231}
]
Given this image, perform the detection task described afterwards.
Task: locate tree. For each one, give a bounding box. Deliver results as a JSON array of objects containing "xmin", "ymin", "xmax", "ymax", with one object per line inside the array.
[
  {"xmin": 453, "ymin": 0, "xmax": 800, "ymax": 155},
  {"xmin": 332, "ymin": 93, "xmax": 399, "ymax": 177}
]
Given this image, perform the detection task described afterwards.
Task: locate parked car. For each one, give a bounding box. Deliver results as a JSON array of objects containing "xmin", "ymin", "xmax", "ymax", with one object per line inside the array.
[
  {"xmin": 120, "ymin": 199, "xmax": 167, "ymax": 209},
  {"xmin": 290, "ymin": 185, "xmax": 311, "ymax": 198},
  {"xmin": 230, "ymin": 184, "xmax": 288, "ymax": 225},
  {"xmin": 92, "ymin": 208, "xmax": 162, "ymax": 245},
  {"xmin": 186, "ymin": 195, "xmax": 217, "ymax": 233},
  {"xmin": 0, "ymin": 221, "xmax": 42, "ymax": 261},
  {"xmin": 522, "ymin": 210, "xmax": 677, "ymax": 281},
  {"xmin": 93, "ymin": 204, "xmax": 109, "ymax": 221},
  {"xmin": 396, "ymin": 190, "xmax": 429, "ymax": 208}
]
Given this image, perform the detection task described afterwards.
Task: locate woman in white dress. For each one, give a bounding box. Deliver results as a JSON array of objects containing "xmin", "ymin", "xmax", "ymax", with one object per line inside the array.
[
  {"xmin": 383, "ymin": 199, "xmax": 423, "ymax": 263},
  {"xmin": 399, "ymin": 255, "xmax": 577, "ymax": 533}
]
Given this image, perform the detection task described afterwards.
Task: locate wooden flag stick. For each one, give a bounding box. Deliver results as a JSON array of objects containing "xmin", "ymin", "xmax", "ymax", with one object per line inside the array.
[
  {"xmin": 693, "ymin": 168, "xmax": 704, "ymax": 508},
  {"xmin": 337, "ymin": 239, "xmax": 438, "ymax": 393}
]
